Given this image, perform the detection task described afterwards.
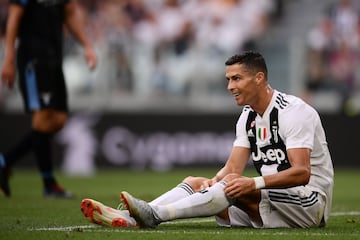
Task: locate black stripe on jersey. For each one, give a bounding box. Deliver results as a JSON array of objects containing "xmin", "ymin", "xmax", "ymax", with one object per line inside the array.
[
  {"xmin": 268, "ymin": 191, "xmax": 318, "ymax": 207},
  {"xmin": 278, "ymin": 93, "xmax": 289, "ymax": 104},
  {"xmin": 177, "ymin": 182, "xmax": 195, "ymax": 195},
  {"xmin": 275, "ymin": 94, "xmax": 289, "ymax": 109}
]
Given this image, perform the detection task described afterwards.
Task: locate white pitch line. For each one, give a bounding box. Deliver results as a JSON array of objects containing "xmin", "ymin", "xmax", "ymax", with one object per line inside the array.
[
  {"xmin": 28, "ymin": 227, "xmax": 360, "ymax": 237},
  {"xmin": 27, "ymin": 211, "xmax": 360, "ymax": 232},
  {"xmin": 330, "ymin": 211, "xmax": 360, "ymax": 216},
  {"xmin": 28, "ymin": 225, "xmax": 98, "ymax": 231}
]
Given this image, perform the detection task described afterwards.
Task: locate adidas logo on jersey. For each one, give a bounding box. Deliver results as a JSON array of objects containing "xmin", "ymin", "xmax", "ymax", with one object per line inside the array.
[{"xmin": 247, "ymin": 129, "xmax": 254, "ymax": 137}]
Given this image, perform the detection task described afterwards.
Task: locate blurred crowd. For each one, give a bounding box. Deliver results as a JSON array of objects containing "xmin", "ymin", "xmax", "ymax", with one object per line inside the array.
[
  {"xmin": 77, "ymin": 0, "xmax": 276, "ymax": 96},
  {"xmin": 3, "ymin": 0, "xmax": 359, "ymax": 115},
  {"xmin": 0, "ymin": 0, "xmax": 277, "ymax": 104},
  {"xmin": 306, "ymin": 0, "xmax": 360, "ymax": 115}
]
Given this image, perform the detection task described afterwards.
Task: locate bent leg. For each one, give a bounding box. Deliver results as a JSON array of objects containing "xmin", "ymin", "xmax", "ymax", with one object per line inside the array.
[
  {"xmin": 259, "ymin": 187, "xmax": 326, "ymax": 228},
  {"xmin": 215, "ymin": 174, "xmax": 262, "ymax": 226}
]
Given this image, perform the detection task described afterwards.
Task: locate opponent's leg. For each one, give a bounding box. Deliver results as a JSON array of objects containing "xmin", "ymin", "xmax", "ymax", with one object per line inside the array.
[
  {"xmin": 0, "ymin": 154, "xmax": 11, "ymax": 197},
  {"xmin": 0, "ymin": 131, "xmax": 41, "ymax": 197},
  {"xmin": 32, "ymin": 110, "xmax": 73, "ymax": 198}
]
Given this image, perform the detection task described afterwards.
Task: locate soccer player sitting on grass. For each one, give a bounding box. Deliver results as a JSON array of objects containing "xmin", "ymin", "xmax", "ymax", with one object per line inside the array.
[{"xmin": 80, "ymin": 51, "xmax": 334, "ymax": 229}]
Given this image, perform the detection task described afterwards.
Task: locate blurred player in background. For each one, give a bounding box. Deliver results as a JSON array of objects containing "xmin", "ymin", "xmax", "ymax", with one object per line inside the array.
[
  {"xmin": 0, "ymin": 0, "xmax": 97, "ymax": 198},
  {"xmin": 80, "ymin": 51, "xmax": 333, "ymax": 229}
]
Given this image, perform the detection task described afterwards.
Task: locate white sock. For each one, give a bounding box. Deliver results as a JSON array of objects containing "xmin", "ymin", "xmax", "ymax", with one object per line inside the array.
[
  {"xmin": 153, "ymin": 181, "xmax": 232, "ymax": 221},
  {"xmin": 149, "ymin": 182, "xmax": 195, "ymax": 206}
]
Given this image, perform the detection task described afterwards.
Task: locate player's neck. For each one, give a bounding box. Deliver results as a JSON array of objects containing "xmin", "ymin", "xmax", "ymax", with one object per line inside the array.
[{"xmin": 253, "ymin": 85, "xmax": 274, "ymax": 117}]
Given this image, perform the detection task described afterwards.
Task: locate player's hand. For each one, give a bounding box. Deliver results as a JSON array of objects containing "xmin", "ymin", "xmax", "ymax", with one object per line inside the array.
[
  {"xmin": 200, "ymin": 178, "xmax": 217, "ymax": 190},
  {"xmin": 1, "ymin": 59, "xmax": 16, "ymax": 89},
  {"xmin": 224, "ymin": 177, "xmax": 256, "ymax": 198},
  {"xmin": 84, "ymin": 46, "xmax": 97, "ymax": 70}
]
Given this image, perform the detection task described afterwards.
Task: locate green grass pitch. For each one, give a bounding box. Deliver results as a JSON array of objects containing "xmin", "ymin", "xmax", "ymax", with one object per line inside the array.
[{"xmin": 0, "ymin": 168, "xmax": 359, "ymax": 240}]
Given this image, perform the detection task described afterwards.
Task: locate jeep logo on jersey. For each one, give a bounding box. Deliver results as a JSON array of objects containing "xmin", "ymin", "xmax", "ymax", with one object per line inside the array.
[{"xmin": 252, "ymin": 147, "xmax": 287, "ymax": 164}]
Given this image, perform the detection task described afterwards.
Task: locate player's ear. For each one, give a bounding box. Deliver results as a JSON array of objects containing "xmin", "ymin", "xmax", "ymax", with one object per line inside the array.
[{"xmin": 255, "ymin": 72, "xmax": 265, "ymax": 84}]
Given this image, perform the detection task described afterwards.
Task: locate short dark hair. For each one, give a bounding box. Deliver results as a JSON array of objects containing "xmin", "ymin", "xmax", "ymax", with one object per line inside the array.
[{"xmin": 225, "ymin": 51, "xmax": 268, "ymax": 78}]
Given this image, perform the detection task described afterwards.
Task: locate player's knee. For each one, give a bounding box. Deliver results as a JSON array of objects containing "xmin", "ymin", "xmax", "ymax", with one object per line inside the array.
[
  {"xmin": 182, "ymin": 176, "xmax": 194, "ymax": 183},
  {"xmin": 182, "ymin": 176, "xmax": 209, "ymax": 192},
  {"xmin": 32, "ymin": 110, "xmax": 67, "ymax": 132},
  {"xmin": 53, "ymin": 113, "xmax": 67, "ymax": 131}
]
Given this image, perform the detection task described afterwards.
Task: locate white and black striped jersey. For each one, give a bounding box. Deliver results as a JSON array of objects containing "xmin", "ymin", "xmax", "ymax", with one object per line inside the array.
[{"xmin": 233, "ymin": 90, "xmax": 334, "ymax": 221}]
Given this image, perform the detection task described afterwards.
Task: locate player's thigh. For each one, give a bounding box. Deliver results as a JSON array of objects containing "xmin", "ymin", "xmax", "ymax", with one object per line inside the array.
[
  {"xmin": 260, "ymin": 186, "xmax": 326, "ymax": 228},
  {"xmin": 18, "ymin": 58, "xmax": 68, "ymax": 113}
]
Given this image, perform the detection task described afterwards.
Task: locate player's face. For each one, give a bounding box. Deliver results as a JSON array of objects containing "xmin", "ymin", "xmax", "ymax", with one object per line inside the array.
[{"xmin": 226, "ymin": 63, "xmax": 259, "ymax": 106}]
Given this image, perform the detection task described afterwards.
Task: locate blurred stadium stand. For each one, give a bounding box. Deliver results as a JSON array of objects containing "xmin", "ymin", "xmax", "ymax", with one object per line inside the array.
[
  {"xmin": 1, "ymin": 0, "xmax": 360, "ymax": 171},
  {"xmin": 2, "ymin": 0, "xmax": 360, "ymax": 114}
]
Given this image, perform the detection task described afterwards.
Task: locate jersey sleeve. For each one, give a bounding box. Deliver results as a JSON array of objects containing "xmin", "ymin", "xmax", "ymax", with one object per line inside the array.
[
  {"xmin": 280, "ymin": 103, "xmax": 317, "ymax": 150},
  {"xmin": 233, "ymin": 108, "xmax": 251, "ymax": 148}
]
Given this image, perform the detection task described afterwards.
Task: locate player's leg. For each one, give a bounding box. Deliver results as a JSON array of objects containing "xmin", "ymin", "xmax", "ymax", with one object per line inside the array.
[
  {"xmin": 149, "ymin": 176, "xmax": 208, "ymax": 206},
  {"xmin": 31, "ymin": 109, "xmax": 74, "ymax": 198},
  {"xmin": 0, "ymin": 59, "xmax": 37, "ymax": 197},
  {"xmin": 78, "ymin": 176, "xmax": 205, "ymax": 227},
  {"xmin": 257, "ymin": 187, "xmax": 326, "ymax": 228},
  {"xmin": 0, "ymin": 125, "xmax": 66, "ymax": 196},
  {"xmin": 215, "ymin": 205, "xmax": 259, "ymax": 228},
  {"xmin": 0, "ymin": 59, "xmax": 34, "ymax": 196},
  {"xmin": 32, "ymin": 63, "xmax": 74, "ymax": 198},
  {"xmin": 0, "ymin": 123, "xmax": 45, "ymax": 197},
  {"xmin": 0, "ymin": 111, "xmax": 69, "ymax": 197},
  {"xmin": 16, "ymin": 60, "xmax": 72, "ymax": 198},
  {"xmin": 121, "ymin": 176, "xmax": 234, "ymax": 228},
  {"xmin": 0, "ymin": 132, "xmax": 35, "ymax": 167},
  {"xmin": 0, "ymin": 154, "xmax": 11, "ymax": 196},
  {"xmin": 121, "ymin": 173, "xmax": 264, "ymax": 228},
  {"xmin": 217, "ymin": 186, "xmax": 326, "ymax": 228}
]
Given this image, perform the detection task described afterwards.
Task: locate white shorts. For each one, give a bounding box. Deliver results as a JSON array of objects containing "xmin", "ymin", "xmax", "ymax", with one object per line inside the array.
[{"xmin": 216, "ymin": 186, "xmax": 326, "ymax": 228}]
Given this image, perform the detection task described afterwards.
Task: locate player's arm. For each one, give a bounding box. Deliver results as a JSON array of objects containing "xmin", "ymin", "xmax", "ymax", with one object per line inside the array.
[
  {"xmin": 202, "ymin": 146, "xmax": 250, "ymax": 188},
  {"xmin": 263, "ymin": 148, "xmax": 311, "ymax": 188},
  {"xmin": 225, "ymin": 106, "xmax": 314, "ymax": 198},
  {"xmin": 215, "ymin": 146, "xmax": 250, "ymax": 181},
  {"xmin": 1, "ymin": 4, "xmax": 25, "ymax": 89},
  {"xmin": 224, "ymin": 147, "xmax": 311, "ymax": 198},
  {"xmin": 263, "ymin": 104, "xmax": 316, "ymax": 189},
  {"xmin": 64, "ymin": 0, "xmax": 97, "ymax": 70}
]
